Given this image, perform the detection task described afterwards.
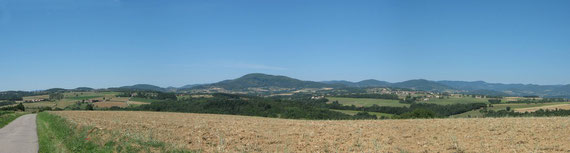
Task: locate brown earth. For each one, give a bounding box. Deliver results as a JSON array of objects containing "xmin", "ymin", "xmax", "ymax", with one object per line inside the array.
[{"xmin": 51, "ymin": 111, "xmax": 570, "ymax": 153}]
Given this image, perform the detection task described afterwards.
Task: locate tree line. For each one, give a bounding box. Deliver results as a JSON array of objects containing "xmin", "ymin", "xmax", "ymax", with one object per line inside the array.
[
  {"xmin": 0, "ymin": 103, "xmax": 25, "ymax": 111},
  {"xmin": 483, "ymin": 109, "xmax": 570, "ymax": 117},
  {"xmin": 0, "ymin": 101, "xmax": 16, "ymax": 107},
  {"xmin": 506, "ymin": 98, "xmax": 567, "ymax": 104},
  {"xmin": 49, "ymin": 93, "xmax": 64, "ymax": 101},
  {"xmin": 107, "ymin": 93, "xmax": 487, "ymax": 119},
  {"xmin": 336, "ymin": 93, "xmax": 399, "ymax": 100},
  {"xmin": 325, "ymin": 101, "xmax": 487, "ymax": 118},
  {"xmin": 0, "ymin": 91, "xmax": 38, "ymax": 101},
  {"xmin": 127, "ymin": 93, "xmax": 377, "ymax": 120}
]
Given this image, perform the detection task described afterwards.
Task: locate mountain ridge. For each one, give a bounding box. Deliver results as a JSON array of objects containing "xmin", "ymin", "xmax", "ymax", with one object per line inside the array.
[
  {"xmin": 191, "ymin": 73, "xmax": 336, "ymax": 90},
  {"xmin": 3, "ymin": 73, "xmax": 570, "ymax": 98}
]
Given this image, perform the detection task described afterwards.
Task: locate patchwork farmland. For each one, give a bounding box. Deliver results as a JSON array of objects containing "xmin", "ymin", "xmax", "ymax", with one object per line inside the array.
[{"xmin": 20, "ymin": 92, "xmax": 151, "ymax": 110}]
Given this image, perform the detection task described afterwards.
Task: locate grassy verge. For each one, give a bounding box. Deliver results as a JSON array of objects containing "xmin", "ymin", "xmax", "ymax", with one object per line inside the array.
[
  {"xmin": 37, "ymin": 112, "xmax": 193, "ymax": 153},
  {"xmin": 0, "ymin": 111, "xmax": 27, "ymax": 128}
]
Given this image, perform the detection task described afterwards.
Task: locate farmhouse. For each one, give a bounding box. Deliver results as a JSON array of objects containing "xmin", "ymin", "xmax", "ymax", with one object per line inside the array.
[{"xmin": 24, "ymin": 99, "xmax": 45, "ymax": 102}]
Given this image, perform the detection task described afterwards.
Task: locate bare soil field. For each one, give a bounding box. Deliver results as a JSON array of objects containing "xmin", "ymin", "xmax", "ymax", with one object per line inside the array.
[
  {"xmin": 51, "ymin": 111, "xmax": 570, "ymax": 153},
  {"xmin": 515, "ymin": 104, "xmax": 570, "ymax": 113}
]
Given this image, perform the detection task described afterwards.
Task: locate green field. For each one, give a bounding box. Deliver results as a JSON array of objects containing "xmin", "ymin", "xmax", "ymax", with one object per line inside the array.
[
  {"xmin": 327, "ymin": 97, "xmax": 408, "ymax": 107},
  {"xmin": 330, "ymin": 109, "xmax": 394, "ymax": 118},
  {"xmin": 23, "ymin": 102, "xmax": 56, "ymax": 108},
  {"xmin": 64, "ymin": 92, "xmax": 119, "ymax": 100},
  {"xmin": 419, "ymin": 96, "xmax": 490, "ymax": 105},
  {"xmin": 176, "ymin": 94, "xmax": 192, "ymax": 100},
  {"xmin": 129, "ymin": 97, "xmax": 164, "ymax": 103}
]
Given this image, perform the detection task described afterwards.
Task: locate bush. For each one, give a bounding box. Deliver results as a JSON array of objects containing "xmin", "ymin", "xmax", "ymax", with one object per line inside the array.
[
  {"xmin": 398, "ymin": 109, "xmax": 437, "ymax": 119},
  {"xmin": 353, "ymin": 112, "xmax": 377, "ymax": 120},
  {"xmin": 16, "ymin": 103, "xmax": 25, "ymax": 111},
  {"xmin": 86, "ymin": 104, "xmax": 94, "ymax": 110},
  {"xmin": 488, "ymin": 99, "xmax": 501, "ymax": 104}
]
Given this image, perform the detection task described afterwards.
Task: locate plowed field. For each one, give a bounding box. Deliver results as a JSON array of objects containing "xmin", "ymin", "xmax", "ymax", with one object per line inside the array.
[{"xmin": 51, "ymin": 111, "xmax": 570, "ymax": 152}]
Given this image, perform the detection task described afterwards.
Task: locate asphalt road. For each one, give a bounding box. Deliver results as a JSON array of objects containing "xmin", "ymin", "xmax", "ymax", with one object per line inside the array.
[{"xmin": 0, "ymin": 114, "xmax": 38, "ymax": 153}]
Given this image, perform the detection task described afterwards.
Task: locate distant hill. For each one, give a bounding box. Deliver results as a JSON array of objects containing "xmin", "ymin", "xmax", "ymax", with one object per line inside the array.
[
  {"xmin": 437, "ymin": 80, "xmax": 569, "ymax": 97},
  {"xmin": 193, "ymin": 73, "xmax": 335, "ymax": 90},
  {"xmin": 119, "ymin": 84, "xmax": 165, "ymax": 92},
  {"xmin": 321, "ymin": 80, "xmax": 357, "ymax": 87},
  {"xmin": 436, "ymin": 80, "xmax": 558, "ymax": 91},
  {"xmin": 324, "ymin": 79, "xmax": 452, "ymax": 91},
  {"xmin": 550, "ymin": 85, "xmax": 570, "ymax": 98},
  {"xmin": 3, "ymin": 73, "xmax": 569, "ymax": 98},
  {"xmin": 103, "ymin": 79, "xmax": 570, "ymax": 98},
  {"xmin": 322, "ymin": 79, "xmax": 390, "ymax": 87},
  {"xmin": 178, "ymin": 84, "xmax": 201, "ymax": 89},
  {"xmin": 44, "ymin": 88, "xmax": 68, "ymax": 93},
  {"xmin": 391, "ymin": 79, "xmax": 453, "ymax": 91},
  {"xmin": 463, "ymin": 89, "xmax": 510, "ymax": 97},
  {"xmin": 74, "ymin": 87, "xmax": 94, "ymax": 91},
  {"xmin": 356, "ymin": 79, "xmax": 391, "ymax": 87}
]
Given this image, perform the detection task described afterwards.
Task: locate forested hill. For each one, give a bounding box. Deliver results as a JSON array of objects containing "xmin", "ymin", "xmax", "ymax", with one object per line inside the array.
[
  {"xmin": 191, "ymin": 73, "xmax": 337, "ymax": 90},
  {"xmin": 118, "ymin": 84, "xmax": 166, "ymax": 92},
  {"xmin": 321, "ymin": 78, "xmax": 570, "ymax": 98},
  {"xmin": 390, "ymin": 79, "xmax": 453, "ymax": 91},
  {"xmin": 437, "ymin": 81, "xmax": 570, "ymax": 98},
  {"xmin": 322, "ymin": 79, "xmax": 390, "ymax": 87},
  {"xmin": 3, "ymin": 73, "xmax": 570, "ymax": 98}
]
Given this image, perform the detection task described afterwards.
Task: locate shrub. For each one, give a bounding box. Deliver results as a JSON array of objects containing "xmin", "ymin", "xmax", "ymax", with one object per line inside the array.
[
  {"xmin": 353, "ymin": 112, "xmax": 377, "ymax": 120},
  {"xmin": 488, "ymin": 99, "xmax": 502, "ymax": 104},
  {"xmin": 398, "ymin": 109, "xmax": 437, "ymax": 119},
  {"xmin": 16, "ymin": 103, "xmax": 25, "ymax": 111}
]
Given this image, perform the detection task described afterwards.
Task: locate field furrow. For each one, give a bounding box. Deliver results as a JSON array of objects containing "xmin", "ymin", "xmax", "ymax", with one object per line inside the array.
[{"xmin": 51, "ymin": 111, "xmax": 570, "ymax": 153}]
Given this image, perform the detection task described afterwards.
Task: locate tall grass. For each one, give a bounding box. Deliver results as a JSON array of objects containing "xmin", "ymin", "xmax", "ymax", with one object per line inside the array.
[
  {"xmin": 37, "ymin": 112, "xmax": 194, "ymax": 153},
  {"xmin": 0, "ymin": 111, "xmax": 26, "ymax": 128}
]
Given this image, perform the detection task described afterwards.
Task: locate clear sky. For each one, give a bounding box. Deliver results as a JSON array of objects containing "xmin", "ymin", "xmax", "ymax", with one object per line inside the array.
[{"xmin": 1, "ymin": 0, "xmax": 569, "ymax": 91}]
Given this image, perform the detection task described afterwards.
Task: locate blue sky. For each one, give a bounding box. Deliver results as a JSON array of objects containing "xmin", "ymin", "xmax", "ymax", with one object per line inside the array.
[{"xmin": 1, "ymin": 0, "xmax": 569, "ymax": 91}]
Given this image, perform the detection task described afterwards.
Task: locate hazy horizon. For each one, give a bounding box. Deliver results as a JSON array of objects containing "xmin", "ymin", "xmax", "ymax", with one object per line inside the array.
[
  {"xmin": 3, "ymin": 72, "xmax": 570, "ymax": 91},
  {"xmin": 2, "ymin": 0, "xmax": 569, "ymax": 90}
]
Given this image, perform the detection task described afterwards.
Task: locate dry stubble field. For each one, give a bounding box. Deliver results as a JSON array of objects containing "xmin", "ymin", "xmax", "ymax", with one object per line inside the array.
[{"xmin": 51, "ymin": 111, "xmax": 570, "ymax": 153}]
